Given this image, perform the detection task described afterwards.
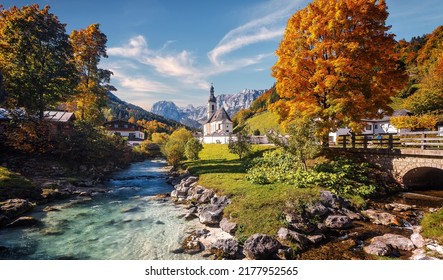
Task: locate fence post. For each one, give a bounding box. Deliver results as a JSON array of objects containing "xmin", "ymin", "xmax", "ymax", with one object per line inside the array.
[
  {"xmin": 421, "ymin": 132, "xmax": 426, "ymax": 150},
  {"xmin": 343, "ymin": 135, "xmax": 347, "ymax": 148},
  {"xmin": 363, "ymin": 135, "xmax": 368, "ymax": 149},
  {"xmin": 388, "ymin": 134, "xmax": 393, "ymax": 149},
  {"xmin": 351, "ymin": 133, "xmax": 356, "ymax": 148}
]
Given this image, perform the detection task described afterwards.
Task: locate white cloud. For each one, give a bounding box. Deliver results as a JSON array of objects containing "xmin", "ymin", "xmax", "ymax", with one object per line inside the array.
[
  {"xmin": 208, "ymin": 0, "xmax": 302, "ymax": 65},
  {"xmin": 107, "ymin": 35, "xmax": 150, "ymax": 58},
  {"xmin": 111, "ymin": 70, "xmax": 176, "ymax": 93}
]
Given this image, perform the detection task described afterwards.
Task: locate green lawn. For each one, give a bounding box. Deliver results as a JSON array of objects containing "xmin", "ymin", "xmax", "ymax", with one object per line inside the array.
[{"xmin": 184, "ymin": 144, "xmax": 319, "ymax": 241}]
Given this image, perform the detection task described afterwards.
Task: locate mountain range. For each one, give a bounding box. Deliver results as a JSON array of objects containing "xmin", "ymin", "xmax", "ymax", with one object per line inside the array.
[{"xmin": 151, "ymin": 89, "xmax": 266, "ymax": 128}]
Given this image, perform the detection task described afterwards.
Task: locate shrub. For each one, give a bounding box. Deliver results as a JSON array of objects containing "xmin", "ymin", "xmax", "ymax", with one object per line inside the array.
[
  {"xmin": 185, "ymin": 138, "xmax": 203, "ymax": 160},
  {"xmin": 228, "ymin": 129, "xmax": 251, "ymax": 160}
]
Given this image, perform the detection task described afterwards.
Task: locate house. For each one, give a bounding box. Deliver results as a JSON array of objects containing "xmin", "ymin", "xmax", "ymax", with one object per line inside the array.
[
  {"xmin": 43, "ymin": 110, "xmax": 76, "ymax": 138},
  {"xmin": 103, "ymin": 120, "xmax": 145, "ymax": 146},
  {"xmin": 202, "ymin": 84, "xmax": 234, "ymax": 144},
  {"xmin": 329, "ymin": 109, "xmax": 412, "ymax": 144}
]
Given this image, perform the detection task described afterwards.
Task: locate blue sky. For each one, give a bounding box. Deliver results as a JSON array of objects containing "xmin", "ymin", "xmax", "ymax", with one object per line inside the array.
[{"xmin": 4, "ymin": 0, "xmax": 443, "ymax": 110}]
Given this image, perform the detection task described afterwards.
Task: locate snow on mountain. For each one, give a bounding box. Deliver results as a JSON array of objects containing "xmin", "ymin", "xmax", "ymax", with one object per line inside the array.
[{"xmin": 151, "ymin": 89, "xmax": 266, "ymax": 128}]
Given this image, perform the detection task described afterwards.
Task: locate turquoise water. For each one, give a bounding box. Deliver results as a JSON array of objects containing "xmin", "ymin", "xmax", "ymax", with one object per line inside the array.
[{"xmin": 0, "ymin": 160, "xmax": 202, "ymax": 260}]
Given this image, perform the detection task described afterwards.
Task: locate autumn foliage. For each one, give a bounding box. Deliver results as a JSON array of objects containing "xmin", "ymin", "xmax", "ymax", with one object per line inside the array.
[{"xmin": 272, "ymin": 0, "xmax": 407, "ymax": 144}]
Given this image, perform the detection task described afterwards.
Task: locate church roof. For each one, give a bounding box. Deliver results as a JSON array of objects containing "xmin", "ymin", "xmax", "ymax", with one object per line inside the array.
[{"xmin": 206, "ymin": 107, "xmax": 232, "ymax": 124}]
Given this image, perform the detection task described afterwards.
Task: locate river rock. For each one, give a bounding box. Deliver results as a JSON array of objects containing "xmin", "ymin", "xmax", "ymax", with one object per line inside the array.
[
  {"xmin": 363, "ymin": 240, "xmax": 393, "ymax": 256},
  {"xmin": 385, "ymin": 203, "xmax": 415, "ymax": 212},
  {"xmin": 324, "ymin": 215, "xmax": 353, "ymax": 229},
  {"xmin": 210, "ymin": 239, "xmax": 240, "ymax": 259},
  {"xmin": 198, "ymin": 204, "xmax": 224, "ymax": 225},
  {"xmin": 277, "ymin": 228, "xmax": 310, "ymax": 249},
  {"xmin": 369, "ymin": 234, "xmax": 415, "ymax": 252},
  {"xmin": 410, "ymin": 233, "xmax": 425, "ymax": 248},
  {"xmin": 198, "ymin": 189, "xmax": 215, "ymax": 204},
  {"xmin": 0, "ymin": 199, "xmax": 34, "ymax": 218},
  {"xmin": 181, "ymin": 234, "xmax": 204, "ymax": 255},
  {"xmin": 220, "ymin": 218, "xmax": 237, "ymax": 235},
  {"xmin": 340, "ymin": 208, "xmax": 363, "ymax": 220},
  {"xmin": 320, "ymin": 191, "xmax": 349, "ymax": 209},
  {"xmin": 285, "ymin": 212, "xmax": 316, "ymax": 233},
  {"xmin": 243, "ymin": 234, "xmax": 281, "ymax": 260},
  {"xmin": 7, "ymin": 216, "xmax": 40, "ymax": 227},
  {"xmin": 361, "ymin": 209, "xmax": 402, "ymax": 226},
  {"xmin": 306, "ymin": 202, "xmax": 329, "ymax": 217}
]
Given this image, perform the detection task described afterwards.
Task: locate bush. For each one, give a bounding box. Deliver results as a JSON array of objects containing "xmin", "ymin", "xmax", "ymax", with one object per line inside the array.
[
  {"xmin": 228, "ymin": 129, "xmax": 251, "ymax": 160},
  {"xmin": 247, "ymin": 153, "xmax": 376, "ymax": 198},
  {"xmin": 185, "ymin": 138, "xmax": 203, "ymax": 160},
  {"xmin": 162, "ymin": 128, "xmax": 194, "ymax": 167}
]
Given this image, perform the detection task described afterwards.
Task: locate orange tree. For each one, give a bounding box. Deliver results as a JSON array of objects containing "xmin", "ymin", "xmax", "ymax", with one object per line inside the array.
[
  {"xmin": 68, "ymin": 24, "xmax": 114, "ymax": 125},
  {"xmin": 272, "ymin": 0, "xmax": 407, "ymax": 146}
]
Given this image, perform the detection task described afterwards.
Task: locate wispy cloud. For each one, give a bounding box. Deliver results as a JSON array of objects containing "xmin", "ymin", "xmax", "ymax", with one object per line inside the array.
[
  {"xmin": 208, "ymin": 0, "xmax": 301, "ymax": 65},
  {"xmin": 111, "ymin": 70, "xmax": 176, "ymax": 93}
]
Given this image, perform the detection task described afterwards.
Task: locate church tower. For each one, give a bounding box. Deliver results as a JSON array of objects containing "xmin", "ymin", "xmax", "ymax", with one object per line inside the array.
[{"xmin": 207, "ymin": 83, "xmax": 216, "ymax": 120}]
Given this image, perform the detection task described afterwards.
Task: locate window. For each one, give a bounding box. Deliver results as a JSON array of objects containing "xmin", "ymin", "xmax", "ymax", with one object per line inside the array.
[
  {"xmin": 365, "ymin": 125, "xmax": 372, "ymax": 131},
  {"xmin": 374, "ymin": 124, "xmax": 378, "ymax": 129},
  {"xmin": 212, "ymin": 105, "xmax": 215, "ymax": 111},
  {"xmin": 114, "ymin": 124, "xmax": 118, "ymax": 128},
  {"xmin": 124, "ymin": 124, "xmax": 128, "ymax": 128}
]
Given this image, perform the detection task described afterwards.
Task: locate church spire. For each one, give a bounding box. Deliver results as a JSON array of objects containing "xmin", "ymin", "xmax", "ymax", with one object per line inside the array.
[{"xmin": 207, "ymin": 83, "xmax": 216, "ymax": 119}]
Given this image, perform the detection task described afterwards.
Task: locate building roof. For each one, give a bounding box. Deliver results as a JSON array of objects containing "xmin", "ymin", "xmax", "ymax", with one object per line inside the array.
[
  {"xmin": 206, "ymin": 107, "xmax": 232, "ymax": 124},
  {"xmin": 362, "ymin": 109, "xmax": 412, "ymax": 123},
  {"xmin": 43, "ymin": 111, "xmax": 75, "ymax": 122}
]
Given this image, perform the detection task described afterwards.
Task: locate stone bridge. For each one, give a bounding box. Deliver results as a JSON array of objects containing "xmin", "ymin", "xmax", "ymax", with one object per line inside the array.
[{"xmin": 331, "ymin": 148, "xmax": 443, "ymax": 189}]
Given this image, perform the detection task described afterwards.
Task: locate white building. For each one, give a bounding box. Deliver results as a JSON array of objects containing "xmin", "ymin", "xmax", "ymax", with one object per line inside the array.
[
  {"xmin": 103, "ymin": 120, "xmax": 145, "ymax": 146},
  {"xmin": 202, "ymin": 84, "xmax": 234, "ymax": 144},
  {"xmin": 329, "ymin": 109, "xmax": 412, "ymax": 144}
]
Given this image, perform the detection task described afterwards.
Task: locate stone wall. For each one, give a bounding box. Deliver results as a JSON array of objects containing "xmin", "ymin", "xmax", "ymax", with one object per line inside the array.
[{"xmin": 329, "ymin": 148, "xmax": 443, "ymax": 187}]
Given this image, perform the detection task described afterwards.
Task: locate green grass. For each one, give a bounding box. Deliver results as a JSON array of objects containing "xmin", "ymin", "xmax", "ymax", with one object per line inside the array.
[
  {"xmin": 244, "ymin": 111, "xmax": 284, "ymax": 134},
  {"xmin": 421, "ymin": 208, "xmax": 443, "ymax": 244},
  {"xmin": 184, "ymin": 144, "xmax": 320, "ymax": 241},
  {"xmin": 0, "ymin": 166, "xmax": 40, "ymax": 201}
]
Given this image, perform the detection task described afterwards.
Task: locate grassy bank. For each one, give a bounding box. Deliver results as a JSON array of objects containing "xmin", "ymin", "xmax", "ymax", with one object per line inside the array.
[
  {"xmin": 0, "ymin": 166, "xmax": 41, "ymax": 201},
  {"xmin": 184, "ymin": 144, "xmax": 320, "ymax": 241},
  {"xmin": 421, "ymin": 208, "xmax": 443, "ymax": 244}
]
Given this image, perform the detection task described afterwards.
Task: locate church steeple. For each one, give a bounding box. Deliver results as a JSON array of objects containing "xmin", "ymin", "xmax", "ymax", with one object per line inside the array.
[{"xmin": 207, "ymin": 83, "xmax": 216, "ymax": 119}]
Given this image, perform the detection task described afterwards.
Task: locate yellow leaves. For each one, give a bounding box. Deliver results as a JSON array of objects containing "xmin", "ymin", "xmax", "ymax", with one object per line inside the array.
[{"xmin": 390, "ymin": 115, "xmax": 438, "ymax": 130}]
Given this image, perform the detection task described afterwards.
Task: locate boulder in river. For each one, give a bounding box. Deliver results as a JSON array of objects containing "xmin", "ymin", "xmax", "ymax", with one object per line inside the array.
[
  {"xmin": 364, "ymin": 233, "xmax": 415, "ymax": 256},
  {"xmin": 361, "ymin": 209, "xmax": 402, "ymax": 226},
  {"xmin": 0, "ymin": 199, "xmax": 34, "ymax": 218},
  {"xmin": 210, "ymin": 238, "xmax": 240, "ymax": 259},
  {"xmin": 324, "ymin": 215, "xmax": 353, "ymax": 229},
  {"xmin": 243, "ymin": 234, "xmax": 281, "ymax": 260}
]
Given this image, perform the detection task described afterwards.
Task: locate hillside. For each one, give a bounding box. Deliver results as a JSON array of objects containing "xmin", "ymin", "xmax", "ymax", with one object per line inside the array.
[
  {"xmin": 243, "ymin": 111, "xmax": 284, "ymax": 134},
  {"xmin": 106, "ymin": 92, "xmax": 186, "ymax": 129}
]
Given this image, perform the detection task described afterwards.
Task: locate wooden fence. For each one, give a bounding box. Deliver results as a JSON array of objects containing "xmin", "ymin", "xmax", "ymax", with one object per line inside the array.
[{"xmin": 337, "ymin": 131, "xmax": 443, "ymax": 150}]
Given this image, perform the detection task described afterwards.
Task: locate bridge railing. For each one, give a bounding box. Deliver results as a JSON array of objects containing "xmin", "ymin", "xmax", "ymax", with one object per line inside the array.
[
  {"xmin": 337, "ymin": 131, "xmax": 443, "ymax": 150},
  {"xmin": 399, "ymin": 131, "xmax": 443, "ymax": 150}
]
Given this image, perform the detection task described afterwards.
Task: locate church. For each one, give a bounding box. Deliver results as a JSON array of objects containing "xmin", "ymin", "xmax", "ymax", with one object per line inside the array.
[{"xmin": 202, "ymin": 84, "xmax": 234, "ymax": 144}]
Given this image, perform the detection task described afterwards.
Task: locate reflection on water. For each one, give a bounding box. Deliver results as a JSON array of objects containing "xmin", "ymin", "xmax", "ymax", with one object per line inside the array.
[{"xmin": 0, "ymin": 160, "xmax": 202, "ymax": 260}]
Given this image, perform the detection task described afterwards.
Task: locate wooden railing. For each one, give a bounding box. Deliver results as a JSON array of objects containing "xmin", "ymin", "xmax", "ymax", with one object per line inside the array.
[
  {"xmin": 337, "ymin": 131, "xmax": 443, "ymax": 150},
  {"xmin": 399, "ymin": 131, "xmax": 443, "ymax": 150}
]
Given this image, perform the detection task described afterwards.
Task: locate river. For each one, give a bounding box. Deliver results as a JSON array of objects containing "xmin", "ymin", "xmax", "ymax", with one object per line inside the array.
[{"xmin": 0, "ymin": 160, "xmax": 203, "ymax": 260}]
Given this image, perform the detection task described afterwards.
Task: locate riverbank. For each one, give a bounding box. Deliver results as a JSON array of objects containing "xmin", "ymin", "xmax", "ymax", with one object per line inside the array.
[
  {"xmin": 0, "ymin": 152, "xmax": 134, "ymax": 229},
  {"xmin": 174, "ymin": 144, "xmax": 443, "ymax": 260}
]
